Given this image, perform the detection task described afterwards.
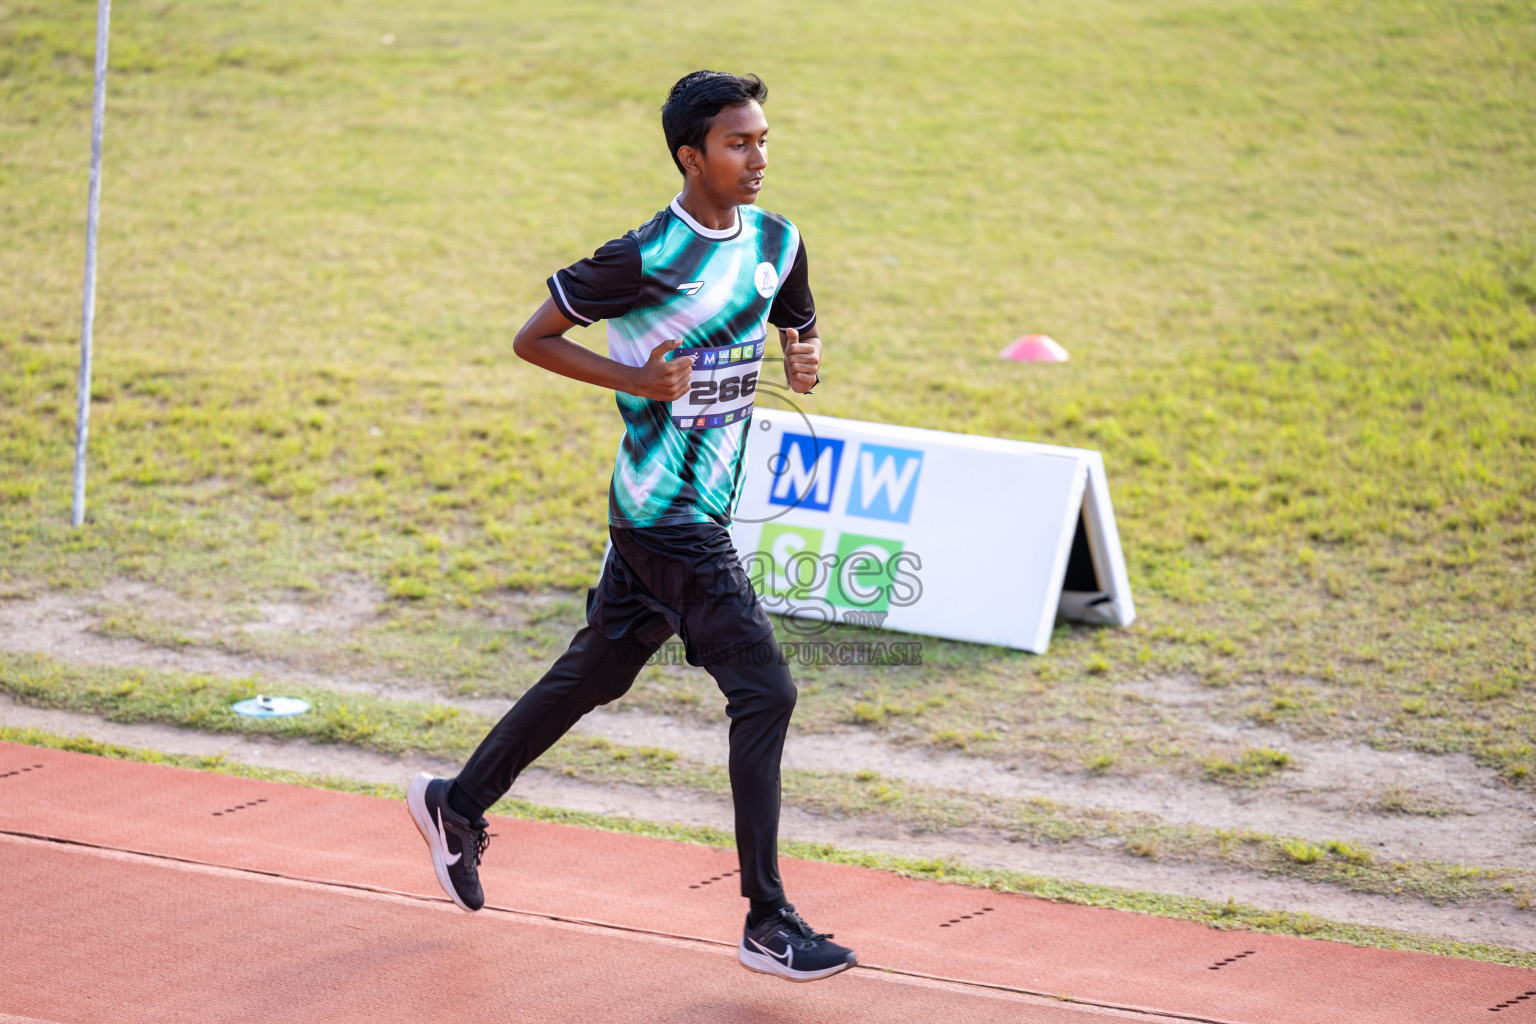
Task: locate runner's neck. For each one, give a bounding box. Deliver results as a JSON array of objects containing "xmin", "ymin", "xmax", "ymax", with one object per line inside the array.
[{"xmin": 673, "ymin": 189, "xmax": 740, "ymax": 236}]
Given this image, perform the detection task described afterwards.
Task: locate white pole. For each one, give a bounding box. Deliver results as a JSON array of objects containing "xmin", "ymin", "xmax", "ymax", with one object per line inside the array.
[{"xmin": 71, "ymin": 0, "xmax": 112, "ymax": 528}]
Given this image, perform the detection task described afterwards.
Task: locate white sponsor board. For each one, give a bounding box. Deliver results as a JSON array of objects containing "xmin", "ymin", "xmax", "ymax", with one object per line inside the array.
[{"xmin": 729, "ymin": 413, "xmax": 1134, "ymax": 653}]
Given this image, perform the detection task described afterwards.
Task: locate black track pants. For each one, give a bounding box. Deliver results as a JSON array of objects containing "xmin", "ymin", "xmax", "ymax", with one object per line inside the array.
[{"xmin": 453, "ymin": 524, "xmax": 797, "ymax": 903}]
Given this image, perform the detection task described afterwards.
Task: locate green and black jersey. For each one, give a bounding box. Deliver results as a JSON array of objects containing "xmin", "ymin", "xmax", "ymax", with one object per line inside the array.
[{"xmin": 549, "ymin": 196, "xmax": 815, "ymax": 529}]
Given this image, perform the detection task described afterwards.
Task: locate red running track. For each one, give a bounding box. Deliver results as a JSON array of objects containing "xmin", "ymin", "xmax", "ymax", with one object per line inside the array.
[{"xmin": 0, "ymin": 742, "xmax": 1531, "ymax": 1023}]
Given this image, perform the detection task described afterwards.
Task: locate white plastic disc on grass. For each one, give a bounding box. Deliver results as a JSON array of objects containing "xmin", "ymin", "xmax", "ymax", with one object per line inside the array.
[{"xmin": 232, "ymin": 695, "xmax": 311, "ymax": 718}]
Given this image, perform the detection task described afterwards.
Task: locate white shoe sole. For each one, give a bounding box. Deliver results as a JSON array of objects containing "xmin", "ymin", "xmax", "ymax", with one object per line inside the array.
[
  {"xmin": 406, "ymin": 772, "xmax": 476, "ymax": 912},
  {"xmin": 738, "ymin": 939, "xmax": 857, "ymax": 982}
]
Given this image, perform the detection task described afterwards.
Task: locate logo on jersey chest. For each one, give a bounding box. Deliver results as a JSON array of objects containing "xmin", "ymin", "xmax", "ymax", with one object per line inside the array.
[
  {"xmin": 753, "ymin": 262, "xmax": 779, "ymax": 298},
  {"xmin": 677, "ymin": 281, "xmax": 705, "ymax": 296}
]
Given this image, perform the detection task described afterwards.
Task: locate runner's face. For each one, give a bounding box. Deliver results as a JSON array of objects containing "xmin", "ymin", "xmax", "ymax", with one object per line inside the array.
[{"xmin": 698, "ymin": 101, "xmax": 769, "ymax": 206}]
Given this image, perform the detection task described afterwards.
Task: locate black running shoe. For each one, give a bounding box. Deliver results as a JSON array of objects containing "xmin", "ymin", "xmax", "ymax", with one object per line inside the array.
[
  {"xmin": 407, "ymin": 772, "xmax": 488, "ymax": 911},
  {"xmin": 738, "ymin": 905, "xmax": 857, "ymax": 982}
]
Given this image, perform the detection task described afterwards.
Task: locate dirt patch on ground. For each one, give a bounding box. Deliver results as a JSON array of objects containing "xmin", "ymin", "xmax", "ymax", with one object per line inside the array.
[
  {"xmin": 573, "ymin": 705, "xmax": 1536, "ymax": 870},
  {"xmin": 242, "ymin": 583, "xmax": 385, "ymax": 636},
  {"xmin": 0, "ymin": 584, "xmax": 435, "ymax": 700}
]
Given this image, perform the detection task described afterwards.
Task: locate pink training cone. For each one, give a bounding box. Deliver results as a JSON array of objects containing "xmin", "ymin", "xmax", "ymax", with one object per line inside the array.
[{"xmin": 1001, "ymin": 334, "xmax": 1069, "ymax": 363}]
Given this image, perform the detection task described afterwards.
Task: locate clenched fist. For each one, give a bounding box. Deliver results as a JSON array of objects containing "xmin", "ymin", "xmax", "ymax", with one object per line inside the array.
[
  {"xmin": 782, "ymin": 328, "xmax": 820, "ymax": 394},
  {"xmin": 629, "ymin": 338, "xmax": 691, "ymax": 402}
]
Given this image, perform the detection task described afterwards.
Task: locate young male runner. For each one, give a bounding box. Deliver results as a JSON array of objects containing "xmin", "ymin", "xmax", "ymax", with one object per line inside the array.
[{"xmin": 407, "ymin": 71, "xmax": 857, "ymax": 983}]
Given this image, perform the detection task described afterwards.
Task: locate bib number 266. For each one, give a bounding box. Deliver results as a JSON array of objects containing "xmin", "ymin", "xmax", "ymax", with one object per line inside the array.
[
  {"xmin": 689, "ymin": 371, "xmax": 758, "ymax": 405},
  {"xmin": 671, "ymin": 340, "xmax": 766, "ymax": 431}
]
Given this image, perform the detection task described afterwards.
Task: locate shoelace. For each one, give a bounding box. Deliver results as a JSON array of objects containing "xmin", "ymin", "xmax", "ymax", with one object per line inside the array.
[
  {"xmin": 778, "ymin": 906, "xmax": 832, "ymax": 942},
  {"xmin": 468, "ymin": 828, "xmax": 490, "ymax": 868}
]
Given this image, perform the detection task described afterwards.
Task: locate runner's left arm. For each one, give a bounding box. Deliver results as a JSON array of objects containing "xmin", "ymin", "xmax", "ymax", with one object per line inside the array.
[
  {"xmin": 770, "ymin": 237, "xmax": 820, "ymax": 395},
  {"xmin": 779, "ymin": 326, "xmax": 820, "ymax": 395}
]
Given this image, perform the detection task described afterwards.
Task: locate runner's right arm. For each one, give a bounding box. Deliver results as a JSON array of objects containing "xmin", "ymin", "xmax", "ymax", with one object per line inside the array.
[{"xmin": 512, "ymin": 298, "xmax": 690, "ymax": 402}]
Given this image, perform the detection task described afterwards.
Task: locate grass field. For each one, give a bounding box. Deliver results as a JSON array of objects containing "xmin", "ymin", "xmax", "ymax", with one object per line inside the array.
[{"xmin": 2, "ymin": 0, "xmax": 1534, "ymax": 794}]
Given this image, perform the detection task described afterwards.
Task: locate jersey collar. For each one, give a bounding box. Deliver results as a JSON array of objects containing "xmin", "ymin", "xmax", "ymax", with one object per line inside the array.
[{"xmin": 669, "ymin": 194, "xmax": 741, "ymax": 241}]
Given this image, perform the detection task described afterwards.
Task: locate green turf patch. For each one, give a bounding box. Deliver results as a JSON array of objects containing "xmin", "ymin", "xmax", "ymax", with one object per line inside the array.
[{"xmin": 4, "ymin": 723, "xmax": 1532, "ymax": 970}]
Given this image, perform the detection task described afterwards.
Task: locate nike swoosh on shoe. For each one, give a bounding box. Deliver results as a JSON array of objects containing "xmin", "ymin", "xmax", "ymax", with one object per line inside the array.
[
  {"xmin": 749, "ymin": 936, "xmax": 792, "ymax": 966},
  {"xmin": 436, "ymin": 807, "xmax": 462, "ymax": 866}
]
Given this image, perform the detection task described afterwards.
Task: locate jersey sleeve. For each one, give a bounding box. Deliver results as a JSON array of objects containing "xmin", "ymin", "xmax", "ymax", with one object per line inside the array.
[
  {"xmin": 768, "ymin": 237, "xmax": 816, "ymax": 332},
  {"xmin": 547, "ymin": 234, "xmax": 642, "ymax": 326}
]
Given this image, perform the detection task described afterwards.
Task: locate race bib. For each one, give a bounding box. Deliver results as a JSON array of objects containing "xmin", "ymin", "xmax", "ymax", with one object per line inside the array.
[{"xmin": 671, "ymin": 339, "xmax": 767, "ymax": 431}]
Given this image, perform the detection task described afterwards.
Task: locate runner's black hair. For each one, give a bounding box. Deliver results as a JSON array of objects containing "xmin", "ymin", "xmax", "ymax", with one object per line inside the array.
[{"xmin": 662, "ymin": 71, "xmax": 768, "ymax": 176}]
